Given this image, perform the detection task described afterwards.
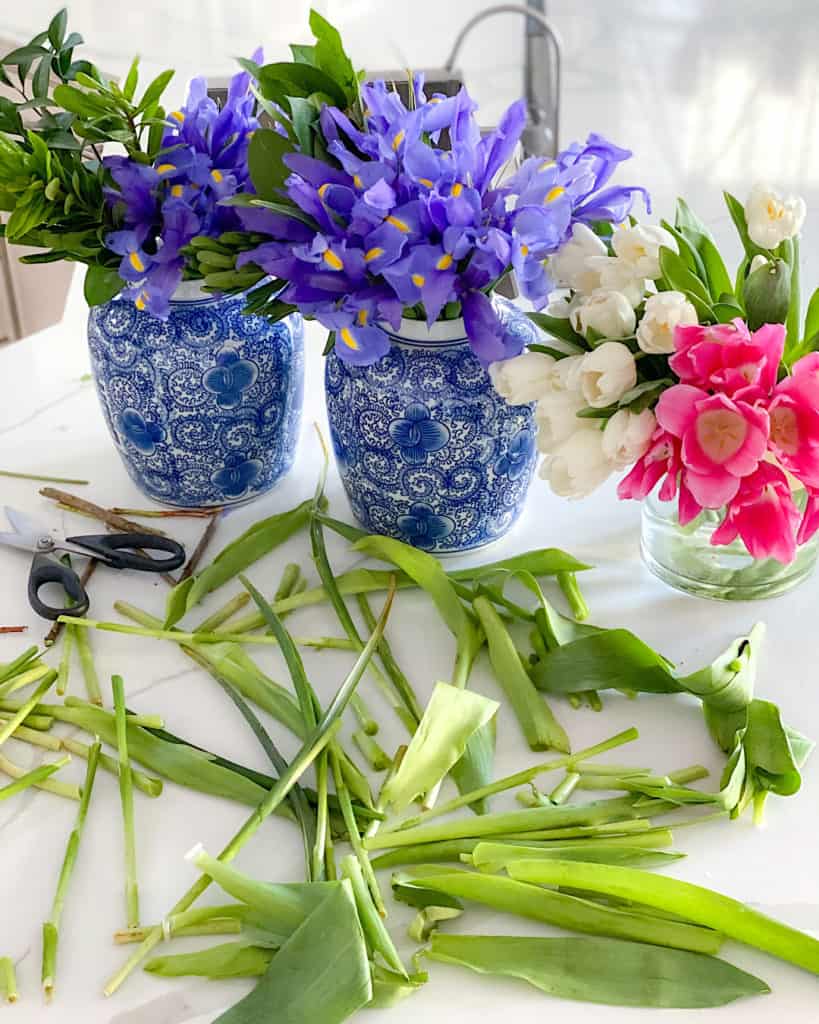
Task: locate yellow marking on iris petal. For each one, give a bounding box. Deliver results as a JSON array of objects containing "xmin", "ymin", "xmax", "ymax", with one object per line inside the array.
[
  {"xmin": 340, "ymin": 327, "xmax": 359, "ymax": 350},
  {"xmin": 353, "ymin": 174, "xmax": 363, "ymax": 189},
  {"xmin": 418, "ymin": 177, "xmax": 433, "ymax": 188},
  {"xmin": 428, "ymin": 97, "xmax": 442, "ymax": 104},
  {"xmin": 520, "ymin": 244, "xmax": 529, "ymax": 256},
  {"xmin": 318, "ymin": 183, "xmax": 331, "ymax": 199},
  {"xmin": 451, "ymin": 182, "xmax": 463, "ymax": 197},
  {"xmin": 544, "ymin": 185, "xmax": 565, "ymax": 203},
  {"xmin": 392, "ymin": 130, "xmax": 405, "ymax": 151},
  {"xmin": 170, "ymin": 110, "xmax": 185, "ymax": 123},
  {"xmin": 386, "ymin": 215, "xmax": 409, "ymax": 233},
  {"xmin": 364, "ymin": 247, "xmax": 384, "ymax": 263},
  {"xmin": 363, "ymin": 108, "xmax": 372, "ymax": 118},
  {"xmin": 323, "ymin": 250, "xmax": 344, "ymax": 270},
  {"xmin": 129, "ymin": 252, "xmax": 145, "ymax": 273},
  {"xmin": 211, "ymin": 169, "xmax": 224, "ymax": 184},
  {"xmin": 171, "ymin": 184, "xmax": 184, "ymax": 198},
  {"xmin": 436, "ymin": 253, "xmax": 453, "ymax": 270},
  {"xmin": 357, "ymin": 309, "xmax": 369, "ymax": 325},
  {"xmin": 156, "ymin": 163, "xmax": 175, "ymax": 174},
  {"xmin": 539, "ymin": 159, "xmax": 556, "ymax": 171},
  {"xmin": 412, "ymin": 273, "xmax": 426, "ymax": 287},
  {"xmin": 135, "ymin": 292, "xmax": 147, "ymax": 311}
]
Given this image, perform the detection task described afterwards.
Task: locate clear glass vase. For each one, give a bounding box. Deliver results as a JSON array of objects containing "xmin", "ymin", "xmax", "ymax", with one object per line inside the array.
[{"xmin": 640, "ymin": 489, "xmax": 819, "ymax": 601}]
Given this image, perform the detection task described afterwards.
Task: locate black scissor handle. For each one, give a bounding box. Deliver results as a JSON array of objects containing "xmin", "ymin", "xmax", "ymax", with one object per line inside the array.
[
  {"xmin": 66, "ymin": 532, "xmax": 186, "ymax": 573},
  {"xmin": 28, "ymin": 553, "xmax": 90, "ymax": 622}
]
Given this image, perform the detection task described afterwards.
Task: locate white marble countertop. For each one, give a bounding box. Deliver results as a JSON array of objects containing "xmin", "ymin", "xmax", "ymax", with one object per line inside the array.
[{"xmin": 1, "ymin": 291, "xmax": 819, "ymax": 1024}]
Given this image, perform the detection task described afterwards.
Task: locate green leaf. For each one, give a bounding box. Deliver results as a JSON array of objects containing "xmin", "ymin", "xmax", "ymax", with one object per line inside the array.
[
  {"xmin": 698, "ymin": 235, "xmax": 734, "ymax": 303},
  {"xmin": 213, "ymin": 883, "xmax": 372, "ymax": 1024},
  {"xmin": 164, "ymin": 499, "xmax": 313, "ymax": 626},
  {"xmin": 724, "ymin": 190, "xmax": 766, "ymax": 260},
  {"xmin": 802, "ymin": 287, "xmax": 819, "ymax": 349},
  {"xmin": 428, "ymin": 934, "xmax": 769, "ymax": 1008},
  {"xmin": 247, "ymin": 128, "xmax": 293, "ymax": 200},
  {"xmin": 658, "ymin": 246, "xmax": 713, "ymax": 315},
  {"xmin": 290, "ymin": 44, "xmax": 317, "ymax": 65},
  {"xmin": 527, "ymin": 311, "xmax": 587, "ymax": 348},
  {"xmin": 52, "ymin": 83, "xmax": 108, "ymax": 117},
  {"xmin": 235, "ymin": 57, "xmax": 262, "ymax": 79},
  {"xmin": 714, "ymin": 300, "xmax": 744, "ymax": 324},
  {"xmin": 0, "ymin": 97, "xmax": 23, "ymax": 136},
  {"xmin": 308, "ymin": 9, "xmax": 359, "ymax": 103},
  {"xmin": 288, "ymin": 96, "xmax": 317, "ymax": 156},
  {"xmin": 257, "ymin": 61, "xmax": 347, "ymax": 109},
  {"xmin": 660, "ymin": 220, "xmax": 707, "ymax": 281},
  {"xmin": 122, "ymin": 56, "xmax": 139, "ymax": 101},
  {"xmin": 450, "ymin": 549, "xmax": 592, "ymax": 579},
  {"xmin": 6, "ymin": 193, "xmax": 51, "ymax": 241},
  {"xmin": 1, "ymin": 45, "xmax": 50, "ymax": 66},
  {"xmin": 674, "ymin": 197, "xmax": 713, "ymax": 241},
  {"xmin": 508, "ymin": 858, "xmax": 819, "ymax": 975},
  {"xmin": 471, "ymin": 841, "xmax": 685, "ymax": 872},
  {"xmin": 48, "ymin": 9, "xmax": 68, "ymax": 49},
  {"xmin": 135, "ymin": 69, "xmax": 174, "ymax": 114},
  {"xmin": 742, "ymin": 699, "xmax": 804, "ymax": 797},
  {"xmin": 83, "ymin": 265, "xmax": 123, "ymax": 306},
  {"xmin": 146, "ymin": 941, "xmax": 274, "ymax": 979},
  {"xmin": 383, "ymin": 683, "xmax": 499, "ymax": 811},
  {"xmin": 32, "ymin": 56, "xmax": 51, "ymax": 101},
  {"xmin": 743, "ymin": 258, "xmax": 790, "ymax": 330}
]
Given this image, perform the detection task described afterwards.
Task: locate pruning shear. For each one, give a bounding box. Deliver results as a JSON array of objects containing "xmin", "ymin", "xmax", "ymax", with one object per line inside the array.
[{"xmin": 0, "ymin": 506, "xmax": 186, "ymax": 621}]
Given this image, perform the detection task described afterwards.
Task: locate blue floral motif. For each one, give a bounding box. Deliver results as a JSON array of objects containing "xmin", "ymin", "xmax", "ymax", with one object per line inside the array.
[
  {"xmin": 87, "ymin": 293, "xmax": 303, "ymax": 507},
  {"xmin": 325, "ymin": 299, "xmax": 537, "ymax": 552},
  {"xmin": 118, "ymin": 408, "xmax": 165, "ymax": 455},
  {"xmin": 495, "ymin": 429, "xmax": 535, "ymax": 481},
  {"xmin": 211, "ymin": 452, "xmax": 263, "ymax": 498},
  {"xmin": 202, "ymin": 347, "xmax": 259, "ymax": 409},
  {"xmin": 397, "ymin": 503, "xmax": 455, "ymax": 550},
  {"xmin": 388, "ymin": 403, "xmax": 450, "ymax": 465}
]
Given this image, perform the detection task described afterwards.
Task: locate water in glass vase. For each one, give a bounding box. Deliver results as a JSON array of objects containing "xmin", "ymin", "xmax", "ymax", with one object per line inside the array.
[{"xmin": 641, "ymin": 489, "xmax": 819, "ymax": 601}]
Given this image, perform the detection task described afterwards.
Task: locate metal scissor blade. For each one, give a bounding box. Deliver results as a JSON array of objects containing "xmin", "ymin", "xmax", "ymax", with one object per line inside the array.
[
  {"xmin": 0, "ymin": 530, "xmax": 39, "ymax": 553},
  {"xmin": 4, "ymin": 505, "xmax": 51, "ymax": 541}
]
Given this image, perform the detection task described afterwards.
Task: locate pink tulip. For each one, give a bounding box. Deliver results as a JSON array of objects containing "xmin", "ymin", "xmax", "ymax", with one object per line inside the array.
[
  {"xmin": 767, "ymin": 372, "xmax": 819, "ymax": 488},
  {"xmin": 711, "ymin": 462, "xmax": 800, "ymax": 563},
  {"xmin": 656, "ymin": 384, "xmax": 769, "ymax": 509},
  {"xmin": 670, "ymin": 319, "xmax": 785, "ymax": 399},
  {"xmin": 617, "ymin": 427, "xmax": 680, "ymax": 502},
  {"xmin": 798, "ymin": 489, "xmax": 819, "ymax": 545}
]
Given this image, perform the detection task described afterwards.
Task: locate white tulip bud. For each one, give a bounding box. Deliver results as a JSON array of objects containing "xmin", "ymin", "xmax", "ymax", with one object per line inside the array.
[
  {"xmin": 578, "ymin": 341, "xmax": 638, "ymax": 408},
  {"xmin": 636, "ymin": 290, "xmax": 698, "ymax": 354},
  {"xmin": 548, "ymin": 223, "xmax": 607, "ymax": 293},
  {"xmin": 550, "ymin": 353, "xmax": 585, "ymax": 392},
  {"xmin": 540, "ymin": 426, "xmax": 614, "ymax": 498},
  {"xmin": 602, "ymin": 408, "xmax": 657, "ymax": 468},
  {"xmin": 490, "ymin": 351, "xmax": 556, "ymax": 405},
  {"xmin": 745, "ymin": 183, "xmax": 806, "ymax": 249},
  {"xmin": 749, "ymin": 254, "xmax": 769, "ymax": 274},
  {"xmin": 585, "ymin": 256, "xmax": 646, "ymax": 307},
  {"xmin": 577, "ymin": 290, "xmax": 636, "ymax": 341},
  {"xmin": 535, "ymin": 389, "xmax": 586, "ymax": 451},
  {"xmin": 611, "ymin": 223, "xmax": 675, "ymax": 280}
]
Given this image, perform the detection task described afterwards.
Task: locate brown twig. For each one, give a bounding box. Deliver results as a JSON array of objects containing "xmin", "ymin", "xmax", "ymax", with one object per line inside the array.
[
  {"xmin": 111, "ymin": 507, "xmax": 221, "ymax": 519},
  {"xmin": 39, "ymin": 489, "xmax": 167, "ymax": 537},
  {"xmin": 0, "ymin": 627, "xmax": 27, "ymax": 634},
  {"xmin": 44, "ymin": 561, "xmax": 99, "ymax": 647},
  {"xmin": 178, "ymin": 512, "xmax": 221, "ymax": 583}
]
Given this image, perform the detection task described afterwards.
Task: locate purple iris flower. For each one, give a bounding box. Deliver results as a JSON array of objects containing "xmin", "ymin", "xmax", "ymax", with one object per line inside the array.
[{"xmin": 103, "ymin": 51, "xmax": 263, "ymax": 317}]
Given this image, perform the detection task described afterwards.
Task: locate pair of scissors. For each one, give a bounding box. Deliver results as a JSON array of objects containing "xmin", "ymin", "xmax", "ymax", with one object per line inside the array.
[{"xmin": 0, "ymin": 507, "xmax": 186, "ymax": 621}]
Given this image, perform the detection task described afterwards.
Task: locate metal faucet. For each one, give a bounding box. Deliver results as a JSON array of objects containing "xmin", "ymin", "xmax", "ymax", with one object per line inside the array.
[{"xmin": 445, "ymin": 1, "xmax": 562, "ymax": 159}]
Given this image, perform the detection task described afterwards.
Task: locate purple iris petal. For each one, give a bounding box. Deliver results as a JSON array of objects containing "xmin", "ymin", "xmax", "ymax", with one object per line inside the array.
[
  {"xmin": 475, "ymin": 98, "xmax": 527, "ymax": 191},
  {"xmin": 235, "ymin": 206, "xmax": 313, "ymax": 241},
  {"xmin": 574, "ymin": 185, "xmax": 651, "ymax": 222},
  {"xmin": 283, "ymin": 152, "xmax": 350, "ymax": 187},
  {"xmin": 462, "ymin": 290, "xmax": 524, "ymax": 366}
]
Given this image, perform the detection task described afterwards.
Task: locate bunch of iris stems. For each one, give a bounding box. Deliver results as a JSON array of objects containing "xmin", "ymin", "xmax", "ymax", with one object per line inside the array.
[{"xmin": 1, "ymin": 493, "xmax": 813, "ymax": 1012}]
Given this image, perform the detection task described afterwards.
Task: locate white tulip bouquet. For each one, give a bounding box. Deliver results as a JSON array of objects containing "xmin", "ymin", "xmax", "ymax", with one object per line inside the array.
[{"xmin": 493, "ymin": 185, "xmax": 819, "ymax": 565}]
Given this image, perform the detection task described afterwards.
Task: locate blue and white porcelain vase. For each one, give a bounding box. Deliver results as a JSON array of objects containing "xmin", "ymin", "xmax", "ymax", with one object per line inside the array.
[
  {"xmin": 87, "ymin": 284, "xmax": 304, "ymax": 508},
  {"xmin": 325, "ymin": 301, "xmax": 538, "ymax": 553}
]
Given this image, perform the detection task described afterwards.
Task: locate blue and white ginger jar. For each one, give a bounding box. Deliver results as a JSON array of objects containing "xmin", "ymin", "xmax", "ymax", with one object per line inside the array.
[
  {"xmin": 325, "ymin": 301, "xmax": 538, "ymax": 553},
  {"xmin": 87, "ymin": 284, "xmax": 304, "ymax": 508}
]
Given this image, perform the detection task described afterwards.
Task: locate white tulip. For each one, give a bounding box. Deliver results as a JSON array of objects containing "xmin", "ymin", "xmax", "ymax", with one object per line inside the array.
[
  {"xmin": 585, "ymin": 255, "xmax": 646, "ymax": 307},
  {"xmin": 745, "ymin": 183, "xmax": 806, "ymax": 249},
  {"xmin": 602, "ymin": 408, "xmax": 657, "ymax": 468},
  {"xmin": 540, "ymin": 426, "xmax": 615, "ymax": 498},
  {"xmin": 546, "ymin": 292, "xmax": 587, "ymax": 333},
  {"xmin": 548, "ymin": 223, "xmax": 607, "ymax": 293},
  {"xmin": 535, "ymin": 389, "xmax": 586, "ymax": 451},
  {"xmin": 636, "ymin": 290, "xmax": 698, "ymax": 354},
  {"xmin": 611, "ymin": 223, "xmax": 675, "ymax": 280},
  {"xmin": 577, "ymin": 290, "xmax": 636, "ymax": 341},
  {"xmin": 490, "ymin": 351, "xmax": 556, "ymax": 405},
  {"xmin": 578, "ymin": 341, "xmax": 638, "ymax": 408},
  {"xmin": 550, "ymin": 353, "xmax": 585, "ymax": 392}
]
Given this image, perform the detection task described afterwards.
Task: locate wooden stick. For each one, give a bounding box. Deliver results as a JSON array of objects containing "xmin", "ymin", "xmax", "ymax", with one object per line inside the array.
[
  {"xmin": 0, "ymin": 627, "xmax": 27, "ymax": 634},
  {"xmin": 111, "ymin": 507, "xmax": 220, "ymax": 519},
  {"xmin": 39, "ymin": 489, "xmax": 167, "ymax": 537},
  {"xmin": 178, "ymin": 512, "xmax": 220, "ymax": 583}
]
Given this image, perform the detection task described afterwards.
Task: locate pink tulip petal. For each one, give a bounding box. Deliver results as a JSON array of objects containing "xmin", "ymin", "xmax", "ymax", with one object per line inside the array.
[
  {"xmin": 798, "ymin": 492, "xmax": 819, "ymax": 545},
  {"xmin": 656, "ymin": 385, "xmax": 704, "ymax": 438},
  {"xmin": 710, "ymin": 515, "xmax": 739, "ymax": 547},
  {"xmin": 677, "ymin": 481, "xmax": 702, "ymax": 525},
  {"xmin": 684, "ymin": 468, "xmax": 740, "ymax": 509}
]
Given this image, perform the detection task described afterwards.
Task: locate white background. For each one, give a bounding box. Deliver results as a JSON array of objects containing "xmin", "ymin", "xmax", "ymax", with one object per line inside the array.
[{"xmin": 2, "ymin": 2, "xmax": 819, "ymax": 1022}]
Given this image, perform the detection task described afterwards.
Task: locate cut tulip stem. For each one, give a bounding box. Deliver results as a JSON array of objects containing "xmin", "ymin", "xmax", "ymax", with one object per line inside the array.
[
  {"xmin": 112, "ymin": 676, "xmax": 140, "ymax": 930},
  {"xmin": 0, "ymin": 957, "xmax": 17, "ymax": 1003},
  {"xmin": 42, "ymin": 739, "xmax": 101, "ymax": 1001},
  {"xmin": 73, "ymin": 626, "xmax": 102, "ymax": 705},
  {"xmin": 61, "ymin": 737, "xmax": 163, "ymax": 798},
  {"xmin": 0, "ymin": 671, "xmax": 57, "ymax": 749},
  {"xmin": 557, "ymin": 571, "xmax": 590, "ymax": 621},
  {"xmin": 0, "ymin": 756, "xmax": 69, "ymax": 803}
]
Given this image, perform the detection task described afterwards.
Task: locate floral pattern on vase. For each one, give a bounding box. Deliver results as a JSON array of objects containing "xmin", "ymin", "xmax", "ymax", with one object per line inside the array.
[
  {"xmin": 325, "ymin": 300, "xmax": 538, "ymax": 553},
  {"xmin": 88, "ymin": 289, "xmax": 304, "ymax": 508}
]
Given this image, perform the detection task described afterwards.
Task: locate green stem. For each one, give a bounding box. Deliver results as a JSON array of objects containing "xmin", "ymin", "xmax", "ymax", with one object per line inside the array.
[
  {"xmin": 356, "ymin": 593, "xmax": 422, "ymax": 728},
  {"xmin": 115, "ymin": 918, "xmax": 243, "ymax": 944},
  {"xmin": 0, "ymin": 957, "xmax": 17, "ymax": 1003},
  {"xmin": 0, "ymin": 469, "xmax": 89, "ymax": 485},
  {"xmin": 353, "ymin": 731, "xmax": 392, "ymax": 772},
  {"xmin": 0, "ymin": 756, "xmax": 69, "ymax": 802},
  {"xmin": 0, "ymin": 664, "xmax": 51, "ymax": 699},
  {"xmin": 549, "ymin": 772, "xmax": 580, "ymax": 805},
  {"xmin": 557, "ymin": 572, "xmax": 590, "ymax": 621},
  {"xmin": 385, "ymin": 728, "xmax": 638, "ymax": 832},
  {"xmin": 340, "ymin": 854, "xmax": 406, "ymax": 976},
  {"xmin": 57, "ymin": 626, "xmax": 74, "ymax": 698},
  {"xmin": 0, "ymin": 671, "xmax": 57, "ymax": 748},
  {"xmin": 112, "ymin": 676, "xmax": 139, "ymax": 929},
  {"xmin": 0, "ymin": 720, "xmax": 60, "ymax": 750},
  {"xmin": 102, "ymin": 581, "xmax": 394, "ymax": 997},
  {"xmin": 0, "ymin": 751, "xmax": 80, "ymax": 800},
  {"xmin": 42, "ymin": 740, "xmax": 101, "ymax": 1000},
  {"xmin": 312, "ymin": 751, "xmax": 330, "ymax": 882},
  {"xmin": 61, "ymin": 737, "xmax": 162, "ymax": 798},
  {"xmin": 0, "ymin": 646, "xmax": 41, "ymax": 686},
  {"xmin": 193, "ymin": 592, "xmax": 251, "ymax": 633},
  {"xmin": 73, "ymin": 626, "xmax": 102, "ymax": 705},
  {"xmin": 330, "ymin": 749, "xmax": 385, "ymax": 915}
]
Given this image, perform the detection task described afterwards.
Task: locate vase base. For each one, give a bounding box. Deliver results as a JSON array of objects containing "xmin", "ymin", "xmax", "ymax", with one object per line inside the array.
[{"xmin": 640, "ymin": 539, "xmax": 816, "ymax": 602}]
